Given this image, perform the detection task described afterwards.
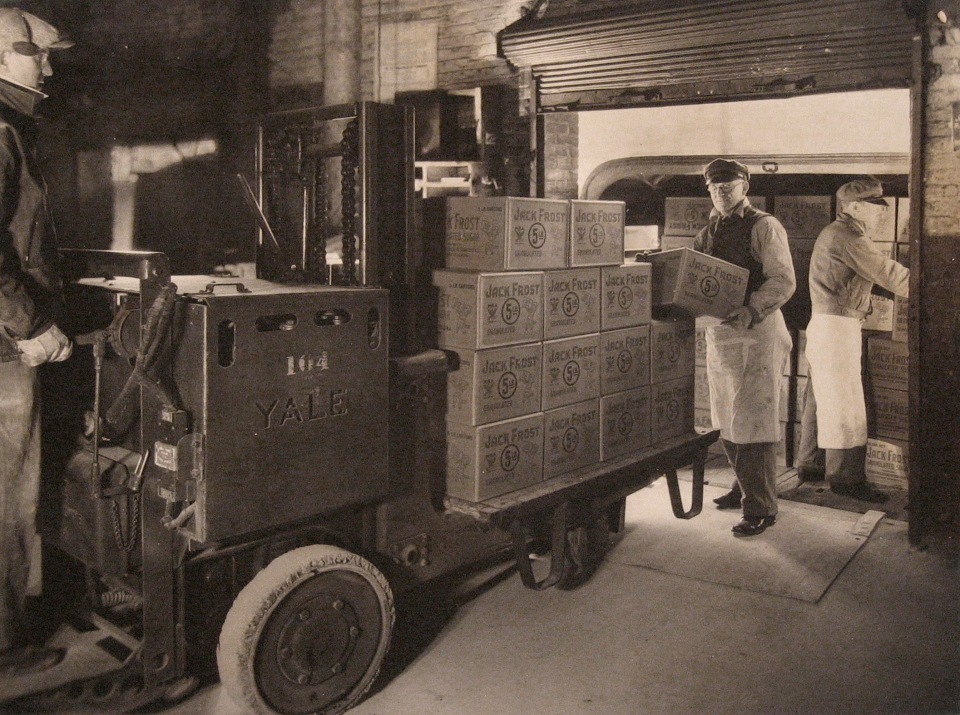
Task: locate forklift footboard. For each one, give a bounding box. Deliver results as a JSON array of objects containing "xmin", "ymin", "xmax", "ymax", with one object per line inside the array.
[{"xmin": 447, "ymin": 431, "xmax": 719, "ymax": 590}]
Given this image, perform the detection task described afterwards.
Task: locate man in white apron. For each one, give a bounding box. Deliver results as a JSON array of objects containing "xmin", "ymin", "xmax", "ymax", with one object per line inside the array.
[
  {"xmin": 694, "ymin": 159, "xmax": 795, "ymax": 537},
  {"xmin": 797, "ymin": 179, "xmax": 909, "ymax": 502}
]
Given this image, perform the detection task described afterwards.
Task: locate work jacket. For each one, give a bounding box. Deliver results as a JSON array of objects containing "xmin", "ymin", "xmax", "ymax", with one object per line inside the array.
[
  {"xmin": 0, "ymin": 78, "xmax": 62, "ymax": 361},
  {"xmin": 808, "ymin": 213, "xmax": 909, "ymax": 320}
]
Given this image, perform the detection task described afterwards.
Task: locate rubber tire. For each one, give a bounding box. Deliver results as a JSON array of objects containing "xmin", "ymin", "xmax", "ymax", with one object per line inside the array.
[{"xmin": 217, "ymin": 545, "xmax": 394, "ymax": 715}]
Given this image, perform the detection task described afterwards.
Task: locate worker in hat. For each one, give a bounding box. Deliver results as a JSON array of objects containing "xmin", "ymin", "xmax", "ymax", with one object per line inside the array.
[
  {"xmin": 0, "ymin": 8, "xmax": 74, "ymax": 676},
  {"xmin": 796, "ymin": 178, "xmax": 909, "ymax": 502},
  {"xmin": 694, "ymin": 158, "xmax": 796, "ymax": 536}
]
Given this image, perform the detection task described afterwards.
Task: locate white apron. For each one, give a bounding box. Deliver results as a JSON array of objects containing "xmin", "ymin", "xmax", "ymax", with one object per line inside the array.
[
  {"xmin": 705, "ymin": 310, "xmax": 792, "ymax": 444},
  {"xmin": 805, "ymin": 314, "xmax": 866, "ymax": 449}
]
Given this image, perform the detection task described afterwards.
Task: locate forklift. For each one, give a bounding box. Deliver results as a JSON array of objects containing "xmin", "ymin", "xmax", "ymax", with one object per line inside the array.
[{"xmin": 1, "ymin": 102, "xmax": 716, "ymax": 714}]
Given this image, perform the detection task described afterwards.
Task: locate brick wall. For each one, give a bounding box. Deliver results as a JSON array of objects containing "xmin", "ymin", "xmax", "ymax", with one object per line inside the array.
[
  {"xmin": 917, "ymin": 1, "xmax": 960, "ymax": 530},
  {"xmin": 269, "ymin": 0, "xmax": 324, "ymax": 88},
  {"xmin": 268, "ymin": 0, "xmax": 573, "ymax": 197},
  {"xmin": 543, "ymin": 113, "xmax": 579, "ymax": 199}
]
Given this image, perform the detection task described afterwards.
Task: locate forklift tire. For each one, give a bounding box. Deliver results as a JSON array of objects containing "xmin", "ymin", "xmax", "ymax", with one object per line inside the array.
[{"xmin": 217, "ymin": 545, "xmax": 394, "ymax": 715}]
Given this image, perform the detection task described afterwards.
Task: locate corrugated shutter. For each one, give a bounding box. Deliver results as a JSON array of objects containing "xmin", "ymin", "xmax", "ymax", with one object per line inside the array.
[{"xmin": 500, "ymin": 0, "xmax": 916, "ymax": 110}]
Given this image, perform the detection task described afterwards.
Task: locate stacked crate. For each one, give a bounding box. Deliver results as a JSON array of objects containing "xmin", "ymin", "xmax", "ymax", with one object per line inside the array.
[
  {"xmin": 773, "ymin": 196, "xmax": 833, "ymax": 466},
  {"xmin": 436, "ymin": 196, "xmax": 644, "ymax": 502},
  {"xmin": 862, "ymin": 198, "xmax": 910, "ymax": 492}
]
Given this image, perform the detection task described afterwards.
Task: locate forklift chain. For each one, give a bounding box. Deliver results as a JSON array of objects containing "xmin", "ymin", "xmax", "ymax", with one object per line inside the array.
[
  {"xmin": 340, "ymin": 117, "xmax": 359, "ymax": 285},
  {"xmin": 111, "ymin": 491, "xmax": 142, "ymax": 552}
]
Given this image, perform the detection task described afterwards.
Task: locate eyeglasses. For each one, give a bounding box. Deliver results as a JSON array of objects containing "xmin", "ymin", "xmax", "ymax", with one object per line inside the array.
[{"xmin": 706, "ymin": 180, "xmax": 744, "ymax": 194}]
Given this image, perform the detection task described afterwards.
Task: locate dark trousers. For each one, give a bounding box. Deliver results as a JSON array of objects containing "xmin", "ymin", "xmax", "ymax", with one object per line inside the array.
[
  {"xmin": 797, "ymin": 373, "xmax": 867, "ymax": 487},
  {"xmin": 721, "ymin": 439, "xmax": 778, "ymax": 518}
]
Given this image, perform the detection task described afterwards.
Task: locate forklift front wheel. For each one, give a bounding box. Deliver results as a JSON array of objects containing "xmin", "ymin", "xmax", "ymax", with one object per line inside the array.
[{"xmin": 217, "ymin": 545, "xmax": 394, "ymax": 715}]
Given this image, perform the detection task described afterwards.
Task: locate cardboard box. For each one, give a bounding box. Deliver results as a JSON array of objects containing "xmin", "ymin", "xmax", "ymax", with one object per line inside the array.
[
  {"xmin": 600, "ymin": 388, "xmax": 652, "ymax": 461},
  {"xmin": 774, "ymin": 196, "xmax": 832, "ymax": 238},
  {"xmin": 695, "ymin": 366, "xmax": 710, "ymax": 410},
  {"xmin": 650, "ymin": 317, "xmax": 696, "ymax": 384},
  {"xmin": 446, "ymin": 343, "xmax": 542, "ymax": 426},
  {"xmin": 544, "ymin": 399, "xmax": 601, "ymax": 478},
  {"xmin": 444, "ymin": 196, "xmax": 569, "ymax": 271},
  {"xmin": 543, "ymin": 267, "xmax": 601, "ymax": 339},
  {"xmin": 647, "ymin": 248, "xmax": 749, "ymax": 319},
  {"xmin": 779, "ymin": 375, "xmax": 807, "ymax": 423},
  {"xmin": 867, "ymin": 335, "xmax": 909, "ymax": 391},
  {"xmin": 650, "ymin": 376, "xmax": 695, "ymax": 444},
  {"xmin": 445, "ymin": 413, "xmax": 544, "ymax": 501},
  {"xmin": 868, "ymin": 386, "xmax": 908, "ymax": 441},
  {"xmin": 896, "ymin": 197, "xmax": 909, "ymax": 244},
  {"xmin": 600, "ymin": 263, "xmax": 653, "ymax": 330},
  {"xmin": 694, "ymin": 322, "xmax": 708, "ymax": 366},
  {"xmin": 862, "ymin": 293, "xmax": 894, "ymax": 332},
  {"xmin": 624, "ymin": 225, "xmax": 659, "ymax": 252},
  {"xmin": 660, "ymin": 235, "xmax": 695, "ymax": 251},
  {"xmin": 892, "ymin": 295, "xmax": 908, "ymax": 343},
  {"xmin": 664, "ymin": 197, "xmax": 714, "ymax": 236},
  {"xmin": 569, "ymin": 200, "xmax": 625, "ymax": 266},
  {"xmin": 599, "ymin": 326, "xmax": 651, "ymax": 395},
  {"xmin": 896, "ymin": 242, "xmax": 909, "ymax": 267},
  {"xmin": 865, "ymin": 437, "xmax": 909, "ymax": 491},
  {"xmin": 662, "ymin": 196, "xmax": 767, "ymax": 238},
  {"xmin": 542, "ymin": 334, "xmax": 602, "ymax": 410},
  {"xmin": 434, "ymin": 270, "xmax": 543, "ymax": 349},
  {"xmin": 859, "ymin": 197, "xmax": 896, "ymax": 243}
]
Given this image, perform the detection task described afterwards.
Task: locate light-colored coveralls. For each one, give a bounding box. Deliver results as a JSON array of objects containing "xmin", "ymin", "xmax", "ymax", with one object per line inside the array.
[
  {"xmin": 695, "ymin": 199, "xmax": 795, "ymax": 519},
  {"xmin": 799, "ymin": 211, "xmax": 909, "ymax": 484}
]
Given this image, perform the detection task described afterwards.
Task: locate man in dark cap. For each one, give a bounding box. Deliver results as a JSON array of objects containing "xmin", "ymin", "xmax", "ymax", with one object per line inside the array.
[
  {"xmin": 694, "ymin": 158, "xmax": 795, "ymax": 536},
  {"xmin": 0, "ymin": 7, "xmax": 74, "ymax": 676},
  {"xmin": 796, "ymin": 178, "xmax": 909, "ymax": 502}
]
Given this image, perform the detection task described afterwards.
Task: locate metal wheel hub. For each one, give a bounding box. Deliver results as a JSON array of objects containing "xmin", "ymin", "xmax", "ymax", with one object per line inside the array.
[
  {"xmin": 274, "ymin": 593, "xmax": 360, "ymax": 687},
  {"xmin": 254, "ymin": 570, "xmax": 383, "ymax": 714}
]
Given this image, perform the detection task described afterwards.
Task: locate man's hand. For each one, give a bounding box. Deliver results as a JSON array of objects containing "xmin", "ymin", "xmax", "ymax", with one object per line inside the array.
[
  {"xmin": 721, "ymin": 306, "xmax": 759, "ymax": 330},
  {"xmin": 17, "ymin": 324, "xmax": 73, "ymax": 367}
]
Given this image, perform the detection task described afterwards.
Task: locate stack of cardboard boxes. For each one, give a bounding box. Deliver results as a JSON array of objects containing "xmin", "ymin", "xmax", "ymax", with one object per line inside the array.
[
  {"xmin": 437, "ymin": 197, "xmax": 665, "ymax": 502},
  {"xmin": 773, "ymin": 195, "xmax": 833, "ymax": 467},
  {"xmin": 863, "ymin": 197, "xmax": 910, "ymax": 492}
]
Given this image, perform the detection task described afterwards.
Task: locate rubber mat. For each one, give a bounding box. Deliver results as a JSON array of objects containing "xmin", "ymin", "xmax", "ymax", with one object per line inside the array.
[{"xmin": 608, "ymin": 480, "xmax": 885, "ymax": 603}]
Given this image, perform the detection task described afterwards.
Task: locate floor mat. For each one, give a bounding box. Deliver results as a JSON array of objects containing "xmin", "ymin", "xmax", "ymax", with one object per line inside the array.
[{"xmin": 609, "ymin": 480, "xmax": 885, "ymax": 603}]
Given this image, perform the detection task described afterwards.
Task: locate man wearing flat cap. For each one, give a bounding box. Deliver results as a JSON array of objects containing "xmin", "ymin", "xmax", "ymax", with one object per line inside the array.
[
  {"xmin": 0, "ymin": 7, "xmax": 74, "ymax": 676},
  {"xmin": 694, "ymin": 158, "xmax": 796, "ymax": 537},
  {"xmin": 796, "ymin": 178, "xmax": 909, "ymax": 503}
]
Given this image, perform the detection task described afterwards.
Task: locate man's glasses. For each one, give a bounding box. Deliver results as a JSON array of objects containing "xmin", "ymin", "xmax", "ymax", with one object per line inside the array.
[{"xmin": 706, "ymin": 180, "xmax": 744, "ymax": 194}]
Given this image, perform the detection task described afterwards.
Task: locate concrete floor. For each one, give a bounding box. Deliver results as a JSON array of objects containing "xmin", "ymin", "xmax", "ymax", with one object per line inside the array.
[{"xmin": 146, "ymin": 465, "xmax": 959, "ymax": 715}]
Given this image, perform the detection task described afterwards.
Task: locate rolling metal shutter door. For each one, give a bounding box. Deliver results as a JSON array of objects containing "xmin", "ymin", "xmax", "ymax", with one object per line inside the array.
[{"xmin": 500, "ymin": 0, "xmax": 916, "ymax": 111}]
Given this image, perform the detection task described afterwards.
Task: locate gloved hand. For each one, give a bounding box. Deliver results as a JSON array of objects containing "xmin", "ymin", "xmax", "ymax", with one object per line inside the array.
[
  {"xmin": 17, "ymin": 324, "xmax": 73, "ymax": 367},
  {"xmin": 721, "ymin": 306, "xmax": 759, "ymax": 330}
]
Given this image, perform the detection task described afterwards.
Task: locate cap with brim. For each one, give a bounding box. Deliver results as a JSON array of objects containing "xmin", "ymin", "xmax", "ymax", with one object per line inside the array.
[
  {"xmin": 836, "ymin": 178, "xmax": 885, "ymax": 204},
  {"xmin": 0, "ymin": 8, "xmax": 73, "ymax": 57},
  {"xmin": 703, "ymin": 158, "xmax": 750, "ymax": 183}
]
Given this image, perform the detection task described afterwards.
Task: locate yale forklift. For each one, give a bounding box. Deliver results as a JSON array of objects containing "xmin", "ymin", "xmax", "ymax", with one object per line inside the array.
[{"xmin": 2, "ymin": 102, "xmax": 715, "ymax": 714}]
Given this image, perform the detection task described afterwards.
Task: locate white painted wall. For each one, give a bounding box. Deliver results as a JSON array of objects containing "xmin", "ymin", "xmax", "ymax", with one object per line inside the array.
[{"xmin": 578, "ymin": 89, "xmax": 911, "ymax": 192}]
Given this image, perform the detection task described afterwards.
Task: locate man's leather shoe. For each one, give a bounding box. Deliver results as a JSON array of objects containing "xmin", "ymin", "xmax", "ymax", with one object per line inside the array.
[
  {"xmin": 831, "ymin": 482, "xmax": 889, "ymax": 503},
  {"xmin": 713, "ymin": 489, "xmax": 742, "ymax": 509},
  {"xmin": 797, "ymin": 466, "xmax": 825, "ymax": 483},
  {"xmin": 0, "ymin": 646, "xmax": 65, "ymax": 677},
  {"xmin": 731, "ymin": 515, "xmax": 776, "ymax": 537}
]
